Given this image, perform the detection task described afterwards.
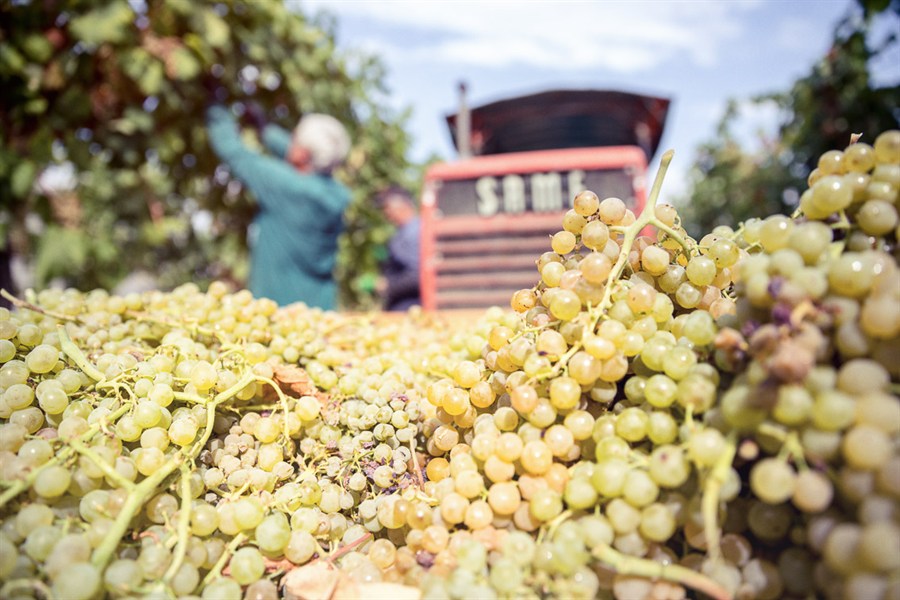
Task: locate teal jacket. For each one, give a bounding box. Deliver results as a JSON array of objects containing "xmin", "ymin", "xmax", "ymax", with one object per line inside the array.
[{"xmin": 205, "ymin": 105, "xmax": 351, "ymax": 309}]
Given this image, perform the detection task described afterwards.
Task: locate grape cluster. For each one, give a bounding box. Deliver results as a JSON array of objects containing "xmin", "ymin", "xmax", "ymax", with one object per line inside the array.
[{"xmin": 0, "ymin": 131, "xmax": 897, "ymax": 600}]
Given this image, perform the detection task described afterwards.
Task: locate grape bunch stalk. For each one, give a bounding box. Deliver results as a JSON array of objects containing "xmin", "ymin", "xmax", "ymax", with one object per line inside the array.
[{"xmin": 0, "ymin": 130, "xmax": 897, "ymax": 600}]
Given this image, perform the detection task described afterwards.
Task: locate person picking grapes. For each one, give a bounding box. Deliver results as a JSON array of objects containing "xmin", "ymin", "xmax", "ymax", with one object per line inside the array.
[
  {"xmin": 205, "ymin": 101, "xmax": 351, "ymax": 309},
  {"xmin": 374, "ymin": 186, "xmax": 421, "ymax": 311}
]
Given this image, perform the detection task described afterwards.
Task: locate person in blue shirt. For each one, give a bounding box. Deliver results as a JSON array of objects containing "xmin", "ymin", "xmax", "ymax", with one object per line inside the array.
[
  {"xmin": 205, "ymin": 103, "xmax": 351, "ymax": 309},
  {"xmin": 374, "ymin": 186, "xmax": 421, "ymax": 311}
]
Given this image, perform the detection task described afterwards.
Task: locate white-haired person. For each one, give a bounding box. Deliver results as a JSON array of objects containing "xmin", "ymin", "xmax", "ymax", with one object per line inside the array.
[{"xmin": 205, "ymin": 102, "xmax": 351, "ymax": 309}]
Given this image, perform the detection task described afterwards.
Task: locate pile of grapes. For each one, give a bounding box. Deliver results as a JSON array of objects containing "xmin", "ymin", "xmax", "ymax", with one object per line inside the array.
[{"xmin": 0, "ymin": 131, "xmax": 897, "ymax": 600}]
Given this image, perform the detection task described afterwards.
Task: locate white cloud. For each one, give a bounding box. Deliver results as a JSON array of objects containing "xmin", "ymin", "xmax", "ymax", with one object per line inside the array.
[
  {"xmin": 729, "ymin": 98, "xmax": 784, "ymax": 151},
  {"xmin": 300, "ymin": 0, "xmax": 760, "ymax": 72}
]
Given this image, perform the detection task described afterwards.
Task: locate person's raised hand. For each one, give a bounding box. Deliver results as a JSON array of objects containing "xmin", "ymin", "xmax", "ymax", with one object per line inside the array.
[{"xmin": 242, "ymin": 101, "xmax": 268, "ymax": 131}]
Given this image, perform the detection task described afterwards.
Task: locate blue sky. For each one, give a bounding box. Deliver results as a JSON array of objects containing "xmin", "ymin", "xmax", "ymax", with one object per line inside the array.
[{"xmin": 300, "ymin": 0, "xmax": 899, "ymax": 201}]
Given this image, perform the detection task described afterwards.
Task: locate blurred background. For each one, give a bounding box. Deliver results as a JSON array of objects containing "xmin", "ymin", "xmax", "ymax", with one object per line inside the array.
[{"xmin": 1, "ymin": 0, "xmax": 898, "ymax": 310}]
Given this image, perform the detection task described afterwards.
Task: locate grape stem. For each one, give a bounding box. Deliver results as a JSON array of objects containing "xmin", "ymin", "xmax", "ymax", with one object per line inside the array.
[
  {"xmin": 202, "ymin": 532, "xmax": 248, "ymax": 588},
  {"xmin": 593, "ymin": 150, "xmax": 676, "ymax": 328},
  {"xmin": 1, "ymin": 288, "xmax": 81, "ymax": 322},
  {"xmin": 409, "ymin": 438, "xmax": 426, "ymax": 490},
  {"xmin": 702, "ymin": 430, "xmax": 738, "ymax": 563},
  {"xmin": 91, "ymin": 453, "xmax": 183, "ymax": 569},
  {"xmin": 58, "ymin": 324, "xmax": 106, "ymax": 382},
  {"xmin": 254, "ymin": 374, "xmax": 295, "ymax": 444},
  {"xmin": 0, "ymin": 403, "xmax": 131, "ymax": 510},
  {"xmin": 758, "ymin": 424, "xmax": 808, "ymax": 471},
  {"xmin": 163, "ymin": 464, "xmax": 195, "ymax": 585},
  {"xmin": 592, "ymin": 542, "xmax": 732, "ymax": 600},
  {"xmin": 326, "ymin": 531, "xmax": 374, "ymax": 563},
  {"xmin": 69, "ymin": 438, "xmax": 137, "ymax": 491}
]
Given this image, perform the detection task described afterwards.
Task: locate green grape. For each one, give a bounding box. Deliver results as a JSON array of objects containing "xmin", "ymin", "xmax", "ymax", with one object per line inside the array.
[
  {"xmin": 822, "ymin": 522, "xmax": 862, "ymax": 575},
  {"xmin": 24, "ymin": 524, "xmax": 59, "ymax": 561},
  {"xmin": 873, "ymin": 129, "xmax": 900, "ymax": 163},
  {"xmin": 581, "ymin": 221, "xmax": 610, "ymax": 250},
  {"xmin": 44, "ymin": 533, "xmax": 91, "ymax": 580},
  {"xmin": 548, "ymin": 289, "xmax": 581, "ymax": 321},
  {"xmin": 592, "ymin": 458, "xmax": 629, "ymax": 497},
  {"xmin": 843, "ymin": 142, "xmax": 876, "ymax": 172},
  {"xmin": 856, "ymin": 199, "xmax": 898, "ymax": 235},
  {"xmin": 708, "ymin": 237, "xmax": 740, "ymax": 268},
  {"xmin": 639, "ymin": 503, "xmax": 676, "ymax": 542},
  {"xmin": 750, "ymin": 458, "xmax": 796, "ymax": 504},
  {"xmin": 189, "ymin": 502, "xmax": 219, "ymax": 537},
  {"xmin": 16, "ymin": 323, "xmax": 43, "ymax": 347},
  {"xmin": 114, "ymin": 414, "xmax": 142, "ymax": 443},
  {"xmin": 817, "ymin": 149, "xmax": 845, "ymax": 174},
  {"xmin": 615, "ymin": 407, "xmax": 648, "ymax": 442},
  {"xmin": 541, "ymin": 261, "xmax": 565, "ymax": 287},
  {"xmin": 33, "ymin": 465, "xmax": 71, "ymax": 498},
  {"xmin": 146, "ymin": 493, "xmax": 178, "ymax": 524},
  {"xmin": 772, "ymin": 384, "xmax": 813, "ymax": 426},
  {"xmin": 686, "ymin": 256, "xmax": 716, "ymax": 287},
  {"xmin": 648, "ymin": 445, "xmax": 690, "ymax": 488},
  {"xmin": 548, "ymin": 376, "xmax": 580, "ymax": 410},
  {"xmin": 681, "ymin": 310, "xmax": 716, "ymax": 346},
  {"xmin": 791, "ymin": 469, "xmax": 833, "ymax": 513},
  {"xmin": 133, "ymin": 400, "xmax": 162, "ymax": 429},
  {"xmin": 15, "ymin": 503, "xmax": 54, "ymax": 538},
  {"xmin": 233, "ymin": 497, "xmax": 265, "ymax": 530},
  {"xmin": 573, "ymin": 190, "xmax": 600, "ymax": 216},
  {"xmin": 201, "ymin": 577, "xmax": 243, "ymax": 600},
  {"xmin": 787, "ymin": 221, "xmax": 832, "ymax": 265},
  {"xmin": 37, "ymin": 384, "xmax": 68, "ymax": 415},
  {"xmin": 229, "ymin": 546, "xmax": 265, "ymax": 585},
  {"xmin": 489, "ymin": 556, "xmax": 523, "ymax": 594},
  {"xmin": 842, "ymin": 424, "xmax": 892, "ymax": 470},
  {"xmin": 529, "ymin": 488, "xmax": 563, "ymax": 522},
  {"xmin": 758, "ymin": 215, "xmax": 793, "ymax": 252},
  {"xmin": 168, "ymin": 416, "xmax": 199, "ymax": 446},
  {"xmin": 2, "ymin": 383, "xmax": 33, "ymax": 412},
  {"xmin": 686, "ymin": 427, "xmax": 726, "ymax": 467},
  {"xmin": 0, "ymin": 535, "xmax": 19, "ymax": 581},
  {"xmin": 562, "ymin": 209, "xmax": 587, "ymax": 234},
  {"xmin": 827, "ymin": 252, "xmax": 874, "ymax": 298},
  {"xmin": 594, "ymin": 435, "xmax": 631, "ymax": 460},
  {"xmin": 674, "ymin": 281, "xmax": 702, "ymax": 309},
  {"xmin": 563, "ymin": 477, "xmax": 598, "ymax": 510},
  {"xmin": 662, "ymin": 346, "xmax": 697, "ymax": 381},
  {"xmin": 50, "ymin": 562, "xmax": 101, "ymax": 600},
  {"xmin": 646, "ymin": 411, "xmax": 678, "ymax": 444},
  {"xmin": 622, "ymin": 469, "xmax": 659, "ymax": 507},
  {"xmin": 858, "ymin": 522, "xmax": 900, "ymax": 572},
  {"xmin": 0, "ymin": 360, "xmax": 29, "ymax": 388},
  {"xmin": 643, "ymin": 374, "xmax": 676, "ymax": 408},
  {"xmin": 149, "ymin": 382, "xmax": 174, "ymax": 407},
  {"xmin": 551, "ymin": 230, "xmax": 577, "ymax": 255},
  {"xmin": 170, "ymin": 562, "xmax": 200, "ymax": 596},
  {"xmin": 0, "ymin": 339, "xmax": 15, "ymax": 363},
  {"xmin": 25, "ymin": 344, "xmax": 59, "ymax": 374},
  {"xmin": 639, "ymin": 245, "xmax": 668, "ymax": 276},
  {"xmin": 811, "ymin": 389, "xmax": 855, "ymax": 431},
  {"xmin": 134, "ymin": 447, "xmax": 166, "ymax": 476}
]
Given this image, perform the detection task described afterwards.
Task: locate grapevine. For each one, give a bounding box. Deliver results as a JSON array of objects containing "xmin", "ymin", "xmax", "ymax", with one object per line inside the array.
[{"xmin": 0, "ymin": 130, "xmax": 897, "ymax": 600}]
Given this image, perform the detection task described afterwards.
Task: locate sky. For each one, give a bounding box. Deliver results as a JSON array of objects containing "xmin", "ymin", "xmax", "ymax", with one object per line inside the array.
[{"xmin": 298, "ymin": 0, "xmax": 899, "ymax": 201}]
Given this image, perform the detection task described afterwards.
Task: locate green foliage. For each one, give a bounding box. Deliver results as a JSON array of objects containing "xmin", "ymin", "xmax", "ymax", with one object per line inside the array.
[
  {"xmin": 678, "ymin": 1, "xmax": 899, "ymax": 237},
  {"xmin": 0, "ymin": 0, "xmax": 415, "ymax": 308}
]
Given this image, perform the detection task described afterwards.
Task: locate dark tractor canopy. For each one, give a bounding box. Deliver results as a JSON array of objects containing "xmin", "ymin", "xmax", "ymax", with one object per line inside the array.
[{"xmin": 446, "ymin": 89, "xmax": 671, "ymax": 161}]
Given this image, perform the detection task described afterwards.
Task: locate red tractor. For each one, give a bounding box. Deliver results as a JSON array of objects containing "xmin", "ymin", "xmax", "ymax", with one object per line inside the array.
[{"xmin": 419, "ymin": 87, "xmax": 670, "ymax": 311}]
